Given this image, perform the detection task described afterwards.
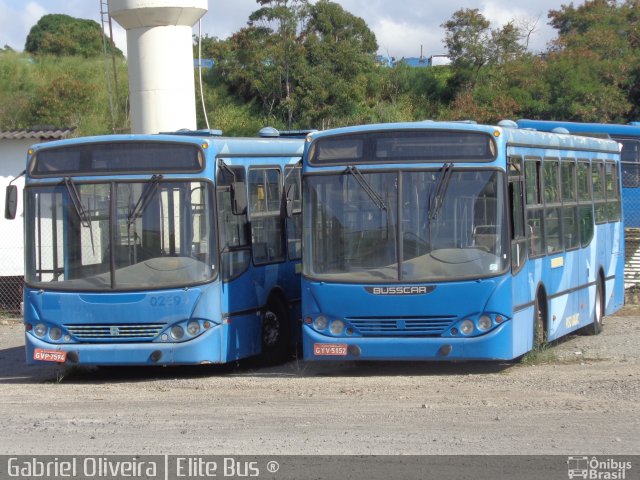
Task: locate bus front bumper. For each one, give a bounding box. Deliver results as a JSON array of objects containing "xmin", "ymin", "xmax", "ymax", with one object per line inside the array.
[
  {"xmin": 25, "ymin": 325, "xmax": 224, "ymax": 366},
  {"xmin": 303, "ymin": 320, "xmax": 515, "ymax": 361}
]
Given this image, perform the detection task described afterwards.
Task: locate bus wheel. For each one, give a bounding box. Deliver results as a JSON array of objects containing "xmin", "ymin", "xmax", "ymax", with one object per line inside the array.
[
  {"xmin": 586, "ymin": 280, "xmax": 604, "ymax": 336},
  {"xmin": 261, "ymin": 299, "xmax": 290, "ymax": 364},
  {"xmin": 533, "ymin": 293, "xmax": 547, "ymax": 350}
]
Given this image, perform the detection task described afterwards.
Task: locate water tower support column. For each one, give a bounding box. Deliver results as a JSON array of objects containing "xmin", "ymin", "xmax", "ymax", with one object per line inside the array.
[{"xmin": 109, "ymin": 0, "xmax": 208, "ymax": 134}]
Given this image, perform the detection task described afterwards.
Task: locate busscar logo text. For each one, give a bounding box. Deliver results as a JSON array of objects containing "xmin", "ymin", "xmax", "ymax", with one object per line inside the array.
[{"xmin": 366, "ymin": 286, "xmax": 433, "ymax": 295}]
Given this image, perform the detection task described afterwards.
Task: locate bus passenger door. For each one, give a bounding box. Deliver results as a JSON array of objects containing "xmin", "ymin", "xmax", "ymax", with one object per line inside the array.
[{"xmin": 508, "ymin": 157, "xmax": 532, "ymax": 355}]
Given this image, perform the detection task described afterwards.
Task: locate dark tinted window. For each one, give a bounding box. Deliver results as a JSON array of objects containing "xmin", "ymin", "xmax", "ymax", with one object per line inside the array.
[
  {"xmin": 310, "ymin": 130, "xmax": 497, "ymax": 164},
  {"xmin": 32, "ymin": 142, "xmax": 203, "ymax": 176}
]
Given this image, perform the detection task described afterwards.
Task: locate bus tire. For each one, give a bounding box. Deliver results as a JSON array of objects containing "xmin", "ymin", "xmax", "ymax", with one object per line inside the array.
[
  {"xmin": 586, "ymin": 279, "xmax": 604, "ymax": 336},
  {"xmin": 533, "ymin": 291, "xmax": 547, "ymax": 350},
  {"xmin": 261, "ymin": 298, "xmax": 291, "ymax": 364}
]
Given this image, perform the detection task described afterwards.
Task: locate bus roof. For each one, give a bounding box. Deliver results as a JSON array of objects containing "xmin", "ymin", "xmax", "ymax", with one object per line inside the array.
[
  {"xmin": 27, "ymin": 132, "xmax": 306, "ymax": 157},
  {"xmin": 517, "ymin": 119, "xmax": 640, "ymax": 137},
  {"xmin": 306, "ymin": 120, "xmax": 621, "ymax": 155}
]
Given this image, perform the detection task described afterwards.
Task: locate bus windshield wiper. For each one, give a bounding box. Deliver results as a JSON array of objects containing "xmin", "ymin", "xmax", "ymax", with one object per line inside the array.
[
  {"xmin": 127, "ymin": 174, "xmax": 163, "ymax": 228},
  {"xmin": 63, "ymin": 177, "xmax": 95, "ymax": 254},
  {"xmin": 428, "ymin": 163, "xmax": 454, "ymax": 220},
  {"xmin": 345, "ymin": 166, "xmax": 387, "ymax": 210}
]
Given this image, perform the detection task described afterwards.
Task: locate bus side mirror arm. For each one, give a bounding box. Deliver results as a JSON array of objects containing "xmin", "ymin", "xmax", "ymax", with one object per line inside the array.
[{"xmin": 5, "ymin": 185, "xmax": 18, "ymax": 220}]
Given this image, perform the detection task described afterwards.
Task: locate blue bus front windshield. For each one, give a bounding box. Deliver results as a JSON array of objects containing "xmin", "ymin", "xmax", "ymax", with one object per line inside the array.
[
  {"xmin": 304, "ymin": 169, "xmax": 508, "ymax": 282},
  {"xmin": 25, "ymin": 180, "xmax": 214, "ymax": 290}
]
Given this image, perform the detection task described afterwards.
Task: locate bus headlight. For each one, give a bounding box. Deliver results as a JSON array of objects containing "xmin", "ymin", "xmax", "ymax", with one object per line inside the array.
[
  {"xmin": 34, "ymin": 323, "xmax": 47, "ymax": 338},
  {"xmin": 49, "ymin": 327, "xmax": 62, "ymax": 341},
  {"xmin": 313, "ymin": 316, "xmax": 328, "ymax": 330},
  {"xmin": 170, "ymin": 326, "xmax": 184, "ymax": 340},
  {"xmin": 187, "ymin": 321, "xmax": 200, "ymax": 336},
  {"xmin": 329, "ymin": 320, "xmax": 345, "ymax": 335},
  {"xmin": 477, "ymin": 315, "xmax": 492, "ymax": 331},
  {"xmin": 460, "ymin": 320, "xmax": 474, "ymax": 335}
]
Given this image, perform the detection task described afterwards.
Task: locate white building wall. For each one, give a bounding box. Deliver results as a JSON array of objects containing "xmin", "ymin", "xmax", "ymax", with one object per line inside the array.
[{"xmin": 0, "ymin": 139, "xmax": 30, "ymax": 276}]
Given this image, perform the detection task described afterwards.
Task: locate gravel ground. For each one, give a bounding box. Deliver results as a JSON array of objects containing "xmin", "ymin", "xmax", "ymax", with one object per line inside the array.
[{"xmin": 0, "ymin": 308, "xmax": 638, "ymax": 455}]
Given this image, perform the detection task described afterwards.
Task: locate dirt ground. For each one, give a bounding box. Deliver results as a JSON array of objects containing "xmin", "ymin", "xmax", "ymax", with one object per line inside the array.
[{"xmin": 0, "ymin": 307, "xmax": 638, "ymax": 456}]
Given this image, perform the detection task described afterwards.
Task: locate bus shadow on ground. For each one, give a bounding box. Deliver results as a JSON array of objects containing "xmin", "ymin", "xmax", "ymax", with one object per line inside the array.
[
  {"xmin": 0, "ymin": 345, "xmax": 62, "ymax": 384},
  {"xmin": 0, "ymin": 343, "xmax": 515, "ymax": 384},
  {"xmin": 4, "ymin": 331, "xmax": 596, "ymax": 383}
]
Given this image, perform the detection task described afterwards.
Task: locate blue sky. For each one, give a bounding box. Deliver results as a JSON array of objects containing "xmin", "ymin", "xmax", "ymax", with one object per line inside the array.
[{"xmin": 0, "ymin": 0, "xmax": 579, "ymax": 58}]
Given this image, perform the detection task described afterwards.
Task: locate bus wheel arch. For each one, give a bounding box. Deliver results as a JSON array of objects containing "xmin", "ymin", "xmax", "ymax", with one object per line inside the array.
[{"xmin": 533, "ymin": 286, "xmax": 548, "ymax": 350}]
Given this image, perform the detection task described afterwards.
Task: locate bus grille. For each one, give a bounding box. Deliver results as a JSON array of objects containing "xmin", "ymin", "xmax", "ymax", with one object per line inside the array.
[
  {"xmin": 65, "ymin": 323, "xmax": 165, "ymax": 341},
  {"xmin": 346, "ymin": 316, "xmax": 456, "ymax": 337}
]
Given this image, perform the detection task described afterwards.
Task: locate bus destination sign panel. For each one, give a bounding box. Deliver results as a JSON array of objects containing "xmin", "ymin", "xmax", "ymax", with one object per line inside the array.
[
  {"xmin": 31, "ymin": 141, "xmax": 204, "ymax": 177},
  {"xmin": 309, "ymin": 130, "xmax": 497, "ymax": 165}
]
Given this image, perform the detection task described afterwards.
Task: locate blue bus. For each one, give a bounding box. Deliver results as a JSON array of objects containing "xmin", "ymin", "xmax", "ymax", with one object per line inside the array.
[
  {"xmin": 517, "ymin": 119, "xmax": 640, "ymax": 227},
  {"xmin": 301, "ymin": 121, "xmax": 624, "ymax": 361},
  {"xmin": 5, "ymin": 130, "xmax": 304, "ymax": 366}
]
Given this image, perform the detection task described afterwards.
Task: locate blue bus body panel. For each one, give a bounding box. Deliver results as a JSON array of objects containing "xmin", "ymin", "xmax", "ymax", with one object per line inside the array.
[
  {"xmin": 302, "ymin": 276, "xmax": 529, "ymax": 361},
  {"xmin": 221, "ymin": 261, "xmax": 301, "ymax": 362},
  {"xmin": 26, "ymin": 323, "xmax": 226, "ymax": 365},
  {"xmin": 303, "ymin": 321, "xmax": 515, "ymax": 361},
  {"xmin": 24, "ymin": 283, "xmax": 227, "ymax": 365}
]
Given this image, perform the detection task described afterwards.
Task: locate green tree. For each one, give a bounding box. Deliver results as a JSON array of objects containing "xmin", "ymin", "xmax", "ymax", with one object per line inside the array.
[
  {"xmin": 248, "ymin": 0, "xmax": 308, "ymax": 127},
  {"xmin": 441, "ymin": 8, "xmax": 527, "ymax": 108},
  {"xmin": 546, "ymin": 0, "xmax": 640, "ymax": 121},
  {"xmin": 442, "ymin": 9, "xmax": 492, "ymax": 71},
  {"xmin": 202, "ymin": 0, "xmax": 379, "ymax": 129},
  {"xmin": 439, "ymin": 8, "xmax": 529, "ymax": 120},
  {"xmin": 25, "ymin": 14, "xmax": 123, "ymax": 57},
  {"xmin": 298, "ymin": 0, "xmax": 378, "ymax": 128}
]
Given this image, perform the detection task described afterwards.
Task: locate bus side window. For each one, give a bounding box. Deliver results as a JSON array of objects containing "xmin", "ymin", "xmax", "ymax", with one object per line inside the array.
[
  {"xmin": 577, "ymin": 160, "xmax": 594, "ymax": 246},
  {"xmin": 592, "ymin": 160, "xmax": 607, "ymax": 224},
  {"xmin": 561, "ymin": 159, "xmax": 580, "ymax": 250},
  {"xmin": 217, "ymin": 164, "xmax": 251, "ymax": 280},
  {"xmin": 285, "ymin": 164, "xmax": 302, "ymax": 260},
  {"xmin": 508, "ymin": 156, "xmax": 526, "ymax": 271},
  {"xmin": 524, "ymin": 158, "xmax": 544, "ymax": 257},
  {"xmin": 543, "ymin": 159, "xmax": 562, "ymax": 254},
  {"xmin": 605, "ymin": 161, "xmax": 621, "ymax": 222},
  {"xmin": 249, "ymin": 167, "xmax": 284, "ymax": 264}
]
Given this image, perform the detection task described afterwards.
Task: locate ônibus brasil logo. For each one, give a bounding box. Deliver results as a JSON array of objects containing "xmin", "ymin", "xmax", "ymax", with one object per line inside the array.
[{"xmin": 567, "ymin": 456, "xmax": 632, "ymax": 480}]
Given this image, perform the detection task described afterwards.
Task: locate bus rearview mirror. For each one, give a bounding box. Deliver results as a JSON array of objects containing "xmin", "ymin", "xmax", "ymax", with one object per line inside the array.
[
  {"xmin": 285, "ymin": 184, "xmax": 295, "ymax": 218},
  {"xmin": 232, "ymin": 182, "xmax": 247, "ymax": 215},
  {"xmin": 5, "ymin": 185, "xmax": 17, "ymax": 220}
]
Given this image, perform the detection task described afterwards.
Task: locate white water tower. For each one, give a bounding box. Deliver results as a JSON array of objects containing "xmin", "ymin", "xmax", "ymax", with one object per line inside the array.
[{"xmin": 109, "ymin": 0, "xmax": 208, "ymax": 134}]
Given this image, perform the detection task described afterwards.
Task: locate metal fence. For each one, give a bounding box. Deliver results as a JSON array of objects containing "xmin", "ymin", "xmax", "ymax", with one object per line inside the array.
[
  {"xmin": 0, "ymin": 276, "xmax": 22, "ymax": 316},
  {"xmin": 624, "ymin": 228, "xmax": 640, "ymax": 303}
]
